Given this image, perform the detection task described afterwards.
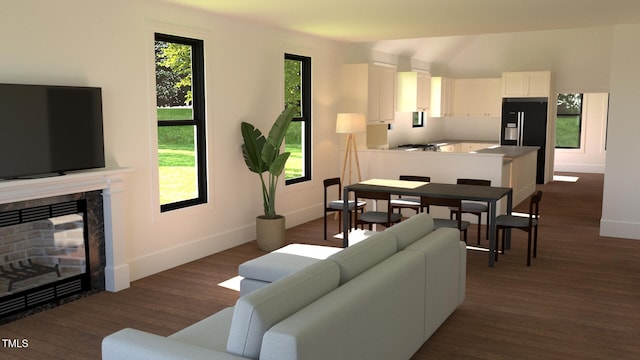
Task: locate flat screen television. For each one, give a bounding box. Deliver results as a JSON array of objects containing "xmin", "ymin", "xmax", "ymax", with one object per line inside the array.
[{"xmin": 0, "ymin": 83, "xmax": 105, "ymax": 179}]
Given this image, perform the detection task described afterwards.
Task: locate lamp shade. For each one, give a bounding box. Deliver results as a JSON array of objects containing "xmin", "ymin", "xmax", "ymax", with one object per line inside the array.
[{"xmin": 336, "ymin": 113, "xmax": 367, "ymax": 134}]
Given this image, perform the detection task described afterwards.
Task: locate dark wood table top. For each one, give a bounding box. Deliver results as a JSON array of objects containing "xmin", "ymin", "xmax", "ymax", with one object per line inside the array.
[{"xmin": 345, "ymin": 180, "xmax": 512, "ymax": 202}]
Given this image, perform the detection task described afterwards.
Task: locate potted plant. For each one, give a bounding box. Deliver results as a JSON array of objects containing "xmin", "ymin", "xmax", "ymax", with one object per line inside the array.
[{"xmin": 241, "ymin": 107, "xmax": 296, "ymax": 251}]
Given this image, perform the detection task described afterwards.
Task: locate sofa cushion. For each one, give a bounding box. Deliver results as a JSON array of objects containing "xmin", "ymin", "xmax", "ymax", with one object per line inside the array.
[
  {"xmin": 385, "ymin": 212, "xmax": 434, "ymax": 250},
  {"xmin": 328, "ymin": 231, "xmax": 397, "ymax": 284},
  {"xmin": 238, "ymin": 252, "xmax": 320, "ymax": 283},
  {"xmin": 238, "ymin": 244, "xmax": 342, "ymax": 283},
  {"xmin": 226, "ymin": 259, "xmax": 340, "ymax": 359}
]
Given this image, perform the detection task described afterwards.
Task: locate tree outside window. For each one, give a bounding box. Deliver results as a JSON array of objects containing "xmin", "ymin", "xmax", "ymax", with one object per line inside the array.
[{"xmin": 556, "ymin": 93, "xmax": 583, "ymax": 149}]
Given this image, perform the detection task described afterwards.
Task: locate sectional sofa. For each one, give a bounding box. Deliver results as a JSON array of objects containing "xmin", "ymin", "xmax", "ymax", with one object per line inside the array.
[{"xmin": 102, "ymin": 213, "xmax": 466, "ymax": 360}]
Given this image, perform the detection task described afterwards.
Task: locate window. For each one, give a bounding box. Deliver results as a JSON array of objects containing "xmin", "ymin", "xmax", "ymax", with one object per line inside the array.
[
  {"xmin": 284, "ymin": 53, "xmax": 311, "ymax": 185},
  {"xmin": 155, "ymin": 33, "xmax": 207, "ymax": 211},
  {"xmin": 556, "ymin": 93, "xmax": 583, "ymax": 149},
  {"xmin": 412, "ymin": 112, "xmax": 425, "ymax": 127}
]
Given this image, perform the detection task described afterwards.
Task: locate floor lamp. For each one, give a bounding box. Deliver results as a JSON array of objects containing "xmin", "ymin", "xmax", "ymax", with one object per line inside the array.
[{"xmin": 336, "ymin": 113, "xmax": 367, "ymax": 186}]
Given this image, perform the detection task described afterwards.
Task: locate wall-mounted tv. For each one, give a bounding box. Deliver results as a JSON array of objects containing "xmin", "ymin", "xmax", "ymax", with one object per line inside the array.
[{"xmin": 0, "ymin": 83, "xmax": 105, "ymax": 179}]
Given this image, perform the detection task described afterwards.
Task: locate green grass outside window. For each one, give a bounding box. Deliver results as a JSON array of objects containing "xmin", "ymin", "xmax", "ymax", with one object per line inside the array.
[{"xmin": 157, "ymin": 108, "xmax": 304, "ymax": 203}]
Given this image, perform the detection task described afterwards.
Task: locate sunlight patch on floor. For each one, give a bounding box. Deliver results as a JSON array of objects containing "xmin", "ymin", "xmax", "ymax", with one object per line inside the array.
[
  {"xmin": 218, "ymin": 275, "xmax": 242, "ymax": 292},
  {"xmin": 466, "ymin": 245, "xmax": 490, "ymax": 252},
  {"xmin": 554, "ymin": 175, "xmax": 579, "ymax": 182}
]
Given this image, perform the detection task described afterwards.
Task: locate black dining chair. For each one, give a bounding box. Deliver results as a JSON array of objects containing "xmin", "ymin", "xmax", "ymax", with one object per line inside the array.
[
  {"xmin": 355, "ymin": 189, "xmax": 402, "ymax": 230},
  {"xmin": 495, "ymin": 191, "xmax": 543, "ymax": 266},
  {"xmin": 421, "ymin": 196, "xmax": 470, "ymax": 243},
  {"xmin": 323, "ymin": 177, "xmax": 366, "ymax": 240},
  {"xmin": 449, "ymin": 178, "xmax": 491, "ymax": 245}
]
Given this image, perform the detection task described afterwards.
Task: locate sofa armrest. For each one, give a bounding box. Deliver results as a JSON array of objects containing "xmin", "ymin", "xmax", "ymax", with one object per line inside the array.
[{"xmin": 102, "ymin": 328, "xmax": 249, "ymax": 360}]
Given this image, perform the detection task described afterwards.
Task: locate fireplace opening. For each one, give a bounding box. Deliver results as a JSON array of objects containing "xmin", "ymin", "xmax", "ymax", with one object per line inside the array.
[{"xmin": 0, "ymin": 192, "xmax": 105, "ymax": 324}]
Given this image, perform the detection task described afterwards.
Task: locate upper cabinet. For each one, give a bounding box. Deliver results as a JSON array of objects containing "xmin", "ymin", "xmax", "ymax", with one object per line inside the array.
[
  {"xmin": 451, "ymin": 78, "xmax": 501, "ymax": 117},
  {"xmin": 430, "ymin": 76, "xmax": 453, "ymax": 117},
  {"xmin": 396, "ymin": 71, "xmax": 431, "ymax": 112},
  {"xmin": 342, "ymin": 63, "xmax": 396, "ymax": 124},
  {"xmin": 501, "ymin": 71, "xmax": 551, "ymax": 98}
]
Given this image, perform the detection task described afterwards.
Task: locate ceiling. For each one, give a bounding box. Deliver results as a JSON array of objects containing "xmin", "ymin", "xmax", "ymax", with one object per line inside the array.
[{"xmin": 159, "ymin": 0, "xmax": 640, "ymax": 42}]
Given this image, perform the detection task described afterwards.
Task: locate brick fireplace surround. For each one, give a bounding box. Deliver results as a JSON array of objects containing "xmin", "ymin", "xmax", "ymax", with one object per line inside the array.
[{"xmin": 0, "ymin": 168, "xmax": 132, "ymax": 293}]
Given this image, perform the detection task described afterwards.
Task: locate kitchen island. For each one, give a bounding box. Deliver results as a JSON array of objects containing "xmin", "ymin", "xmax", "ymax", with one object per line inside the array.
[{"xmin": 347, "ymin": 144, "xmax": 538, "ymax": 218}]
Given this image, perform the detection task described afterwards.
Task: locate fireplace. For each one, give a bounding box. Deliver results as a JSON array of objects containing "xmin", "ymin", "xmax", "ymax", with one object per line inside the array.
[
  {"xmin": 0, "ymin": 168, "xmax": 131, "ymax": 323},
  {"xmin": 0, "ymin": 192, "xmax": 105, "ymax": 323}
]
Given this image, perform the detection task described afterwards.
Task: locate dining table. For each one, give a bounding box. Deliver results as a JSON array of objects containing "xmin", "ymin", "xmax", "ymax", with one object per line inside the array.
[{"xmin": 342, "ymin": 179, "xmax": 513, "ymax": 267}]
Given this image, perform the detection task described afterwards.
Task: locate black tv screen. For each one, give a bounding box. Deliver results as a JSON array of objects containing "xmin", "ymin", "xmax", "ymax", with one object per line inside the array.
[{"xmin": 0, "ymin": 83, "xmax": 105, "ymax": 179}]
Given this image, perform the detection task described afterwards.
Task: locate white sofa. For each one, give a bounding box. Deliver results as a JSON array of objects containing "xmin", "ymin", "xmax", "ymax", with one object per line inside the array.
[{"xmin": 102, "ymin": 213, "xmax": 466, "ymax": 360}]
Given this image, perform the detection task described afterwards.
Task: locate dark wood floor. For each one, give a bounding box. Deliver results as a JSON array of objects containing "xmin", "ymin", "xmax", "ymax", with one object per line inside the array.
[{"xmin": 1, "ymin": 173, "xmax": 639, "ymax": 359}]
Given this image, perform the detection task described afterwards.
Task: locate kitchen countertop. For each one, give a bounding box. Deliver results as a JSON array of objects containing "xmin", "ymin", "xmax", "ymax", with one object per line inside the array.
[
  {"xmin": 475, "ymin": 145, "xmax": 539, "ymax": 159},
  {"xmin": 426, "ymin": 140, "xmax": 497, "ymax": 145},
  {"xmin": 385, "ymin": 140, "xmax": 498, "ymax": 153},
  {"xmin": 389, "ymin": 140, "xmax": 497, "ymax": 148}
]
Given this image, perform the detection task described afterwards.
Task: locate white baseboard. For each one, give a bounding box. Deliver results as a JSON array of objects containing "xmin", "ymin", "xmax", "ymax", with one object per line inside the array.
[
  {"xmin": 283, "ymin": 203, "xmax": 323, "ymax": 228},
  {"xmin": 105, "ymin": 264, "xmax": 131, "ymax": 292},
  {"xmin": 600, "ymin": 218, "xmax": 640, "ymax": 240},
  {"xmin": 553, "ymin": 164, "xmax": 605, "ymax": 174},
  {"xmin": 127, "ymin": 224, "xmax": 256, "ymax": 282},
  {"xmin": 125, "ymin": 204, "xmax": 324, "ymax": 284}
]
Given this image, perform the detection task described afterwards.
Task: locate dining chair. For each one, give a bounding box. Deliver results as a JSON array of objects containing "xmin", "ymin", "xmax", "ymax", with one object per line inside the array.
[
  {"xmin": 323, "ymin": 177, "xmax": 366, "ymax": 240},
  {"xmin": 495, "ymin": 190, "xmax": 543, "ymax": 266},
  {"xmin": 389, "ymin": 175, "xmax": 431, "ymax": 216},
  {"xmin": 449, "ymin": 178, "xmax": 491, "ymax": 245},
  {"xmin": 421, "ymin": 196, "xmax": 470, "ymax": 243},
  {"xmin": 355, "ymin": 189, "xmax": 402, "ymax": 230}
]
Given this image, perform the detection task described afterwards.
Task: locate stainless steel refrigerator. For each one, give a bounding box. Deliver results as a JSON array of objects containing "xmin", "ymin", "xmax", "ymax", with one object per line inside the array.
[{"xmin": 500, "ymin": 98, "xmax": 548, "ymax": 184}]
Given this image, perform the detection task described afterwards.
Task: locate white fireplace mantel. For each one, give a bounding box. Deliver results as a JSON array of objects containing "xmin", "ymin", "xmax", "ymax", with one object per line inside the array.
[{"xmin": 0, "ymin": 167, "xmax": 134, "ymax": 292}]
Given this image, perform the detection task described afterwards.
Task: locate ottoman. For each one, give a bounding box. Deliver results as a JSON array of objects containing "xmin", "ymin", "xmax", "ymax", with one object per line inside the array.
[{"xmin": 238, "ymin": 244, "xmax": 342, "ymax": 296}]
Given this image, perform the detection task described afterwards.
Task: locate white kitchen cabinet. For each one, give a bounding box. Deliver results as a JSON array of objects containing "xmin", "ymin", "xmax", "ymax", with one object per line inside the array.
[
  {"xmin": 430, "ymin": 76, "xmax": 452, "ymax": 117},
  {"xmin": 342, "ymin": 63, "xmax": 396, "ymax": 124},
  {"xmin": 396, "ymin": 71, "xmax": 431, "ymax": 112},
  {"xmin": 501, "ymin": 71, "xmax": 551, "ymax": 98},
  {"xmin": 376, "ymin": 65, "xmax": 397, "ymax": 123},
  {"xmin": 451, "ymin": 79, "xmax": 473, "ymax": 116},
  {"xmin": 476, "ymin": 78, "xmax": 502, "ymax": 116},
  {"xmin": 452, "ymin": 78, "xmax": 501, "ymax": 117}
]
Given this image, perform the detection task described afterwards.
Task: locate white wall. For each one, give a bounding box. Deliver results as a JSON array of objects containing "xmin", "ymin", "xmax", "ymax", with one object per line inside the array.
[
  {"xmin": 367, "ymin": 26, "xmax": 614, "ymax": 91},
  {"xmin": 387, "ymin": 113, "xmax": 500, "ymax": 147},
  {"xmin": 442, "ymin": 116, "xmax": 501, "ymax": 142},
  {"xmin": 0, "ymin": 0, "xmax": 347, "ymax": 282},
  {"xmin": 601, "ymin": 24, "xmax": 640, "ymax": 240},
  {"xmin": 387, "ymin": 112, "xmax": 428, "ymax": 147}
]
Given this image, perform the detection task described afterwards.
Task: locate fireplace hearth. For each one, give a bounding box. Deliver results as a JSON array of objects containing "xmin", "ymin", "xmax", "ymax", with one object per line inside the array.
[{"xmin": 0, "ymin": 192, "xmax": 105, "ymax": 323}]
